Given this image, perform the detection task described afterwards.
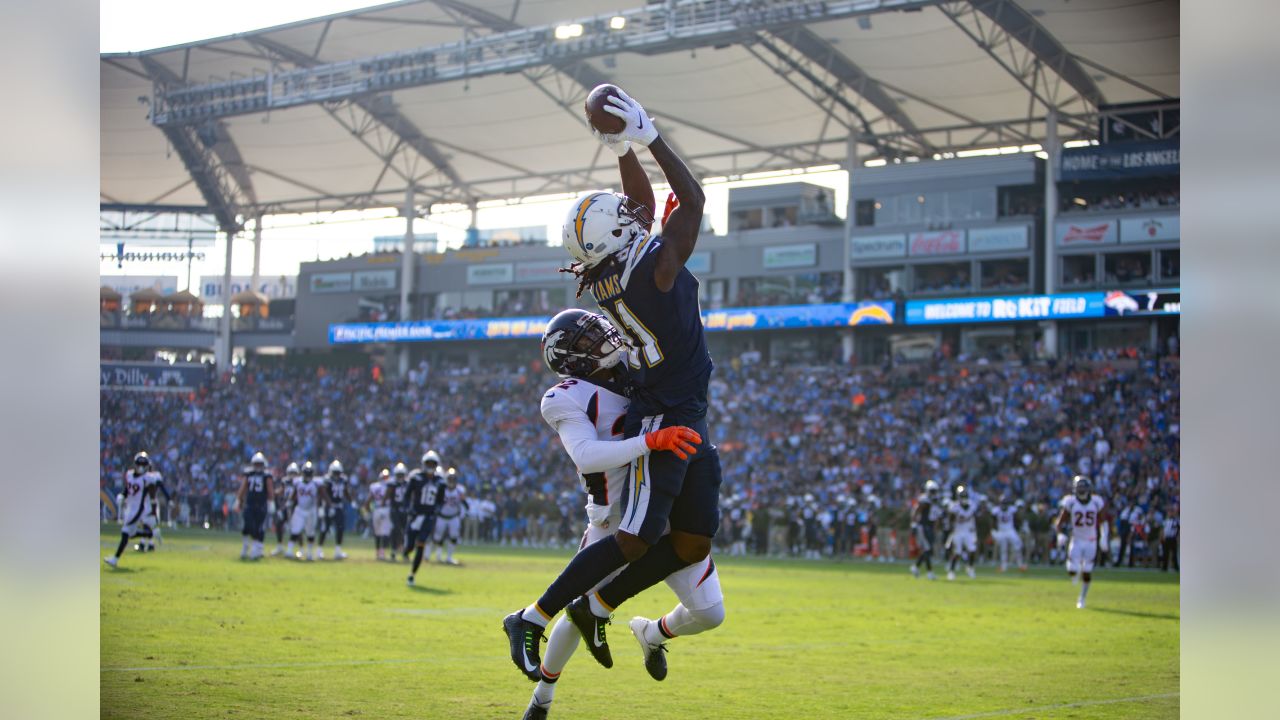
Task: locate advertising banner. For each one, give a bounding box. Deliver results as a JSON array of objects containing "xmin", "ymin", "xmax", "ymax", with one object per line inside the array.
[
  {"xmin": 199, "ymin": 275, "xmax": 297, "ymax": 303},
  {"xmin": 100, "ymin": 362, "xmax": 207, "ymax": 389},
  {"xmin": 1119, "ymin": 215, "xmax": 1180, "ymax": 243},
  {"xmin": 906, "ymin": 288, "xmax": 1180, "ymax": 325},
  {"xmin": 330, "ymin": 301, "xmax": 897, "ymax": 344},
  {"xmin": 467, "ymin": 263, "xmax": 514, "ymax": 285},
  {"xmin": 1060, "ymin": 138, "xmax": 1180, "ymax": 180},
  {"xmin": 309, "ymin": 272, "xmax": 353, "ymax": 294},
  {"xmin": 102, "ymin": 275, "xmax": 179, "ymax": 298},
  {"xmin": 909, "ymin": 230, "xmax": 966, "ymax": 256},
  {"xmin": 763, "ymin": 244, "xmax": 817, "ymax": 269},
  {"xmin": 850, "ymin": 234, "xmax": 907, "ymax": 260},
  {"xmin": 1055, "ymin": 220, "xmax": 1118, "ymax": 247},
  {"xmin": 354, "ymin": 269, "xmax": 398, "ymax": 292},
  {"xmin": 967, "ymin": 226, "xmax": 1029, "ymax": 253}
]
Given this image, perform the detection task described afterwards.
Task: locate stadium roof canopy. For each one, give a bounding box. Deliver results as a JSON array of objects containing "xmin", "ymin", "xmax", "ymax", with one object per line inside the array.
[{"xmin": 101, "ymin": 0, "xmax": 1178, "ymax": 231}]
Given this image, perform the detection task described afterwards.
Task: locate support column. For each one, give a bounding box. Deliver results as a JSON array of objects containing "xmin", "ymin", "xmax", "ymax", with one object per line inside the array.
[
  {"xmin": 398, "ymin": 186, "xmax": 416, "ymax": 378},
  {"xmin": 215, "ymin": 229, "xmax": 235, "ymax": 370},
  {"xmin": 250, "ymin": 214, "xmax": 263, "ymax": 294},
  {"xmin": 1040, "ymin": 110, "xmax": 1060, "ymax": 359},
  {"xmin": 841, "ymin": 135, "xmax": 858, "ymax": 364}
]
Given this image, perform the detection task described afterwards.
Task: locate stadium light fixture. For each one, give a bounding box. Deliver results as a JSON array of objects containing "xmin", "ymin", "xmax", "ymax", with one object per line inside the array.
[
  {"xmin": 554, "ymin": 23, "xmax": 584, "ymax": 40},
  {"xmin": 610, "ymin": 16, "xmax": 627, "ymax": 30}
]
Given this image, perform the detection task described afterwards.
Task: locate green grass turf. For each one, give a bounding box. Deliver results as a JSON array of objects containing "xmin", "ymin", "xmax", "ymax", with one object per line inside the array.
[{"xmin": 101, "ymin": 527, "xmax": 1178, "ymax": 719}]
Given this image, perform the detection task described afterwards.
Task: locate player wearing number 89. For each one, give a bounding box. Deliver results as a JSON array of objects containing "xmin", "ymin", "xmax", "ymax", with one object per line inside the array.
[
  {"xmin": 1055, "ymin": 475, "xmax": 1108, "ymax": 609},
  {"xmin": 504, "ymin": 87, "xmax": 722, "ymax": 681},
  {"xmin": 236, "ymin": 452, "xmax": 274, "ymax": 560}
]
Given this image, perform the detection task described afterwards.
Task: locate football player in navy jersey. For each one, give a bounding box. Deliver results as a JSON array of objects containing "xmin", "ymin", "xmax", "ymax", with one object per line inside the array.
[
  {"xmin": 236, "ymin": 452, "xmax": 274, "ymax": 560},
  {"xmin": 505, "ymin": 87, "xmax": 724, "ymax": 678}
]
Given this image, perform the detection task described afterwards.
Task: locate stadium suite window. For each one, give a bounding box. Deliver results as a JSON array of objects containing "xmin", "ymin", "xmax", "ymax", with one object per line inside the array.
[
  {"xmin": 1103, "ymin": 251, "xmax": 1153, "ymax": 285},
  {"xmin": 979, "ymin": 258, "xmax": 1030, "ymax": 290},
  {"xmin": 871, "ymin": 189, "xmax": 995, "ymax": 226},
  {"xmin": 912, "ymin": 262, "xmax": 971, "ymax": 294},
  {"xmin": 1061, "ymin": 255, "xmax": 1097, "ymax": 288},
  {"xmin": 731, "ymin": 208, "xmax": 764, "ymax": 231},
  {"xmin": 1159, "ymin": 249, "xmax": 1180, "ymax": 281},
  {"xmin": 736, "ymin": 272, "xmax": 841, "ymax": 306},
  {"xmin": 857, "ymin": 266, "xmax": 904, "ymax": 300}
]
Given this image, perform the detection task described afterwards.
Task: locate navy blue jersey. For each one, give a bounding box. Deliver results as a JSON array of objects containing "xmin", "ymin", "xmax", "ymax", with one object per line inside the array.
[
  {"xmin": 391, "ymin": 480, "xmax": 409, "ymax": 510},
  {"xmin": 406, "ymin": 470, "xmax": 444, "ymax": 514},
  {"xmin": 589, "ymin": 235, "xmax": 712, "ymax": 407},
  {"xmin": 326, "ymin": 476, "xmax": 348, "ymax": 505},
  {"xmin": 244, "ymin": 471, "xmax": 272, "ymax": 509}
]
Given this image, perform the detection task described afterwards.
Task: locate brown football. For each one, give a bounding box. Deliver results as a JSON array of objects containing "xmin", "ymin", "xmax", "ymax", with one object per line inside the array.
[{"xmin": 584, "ymin": 84, "xmax": 626, "ymax": 134}]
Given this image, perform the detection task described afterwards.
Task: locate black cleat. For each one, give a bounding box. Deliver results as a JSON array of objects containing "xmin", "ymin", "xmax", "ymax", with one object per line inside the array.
[
  {"xmin": 565, "ymin": 596, "xmax": 613, "ymax": 669},
  {"xmin": 522, "ymin": 701, "xmax": 549, "ymax": 719},
  {"xmin": 629, "ymin": 617, "xmax": 668, "ymax": 681},
  {"xmin": 503, "ymin": 611, "xmax": 545, "ymax": 682}
]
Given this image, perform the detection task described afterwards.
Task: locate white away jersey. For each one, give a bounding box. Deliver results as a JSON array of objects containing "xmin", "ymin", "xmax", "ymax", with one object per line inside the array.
[
  {"xmin": 1060, "ymin": 494, "xmax": 1106, "ymax": 542},
  {"xmin": 540, "ymin": 377, "xmax": 647, "ymax": 517},
  {"xmin": 993, "ymin": 504, "xmax": 1020, "ymax": 533},
  {"xmin": 948, "ymin": 500, "xmax": 979, "ymax": 535},
  {"xmin": 122, "ymin": 469, "xmax": 160, "ymax": 522},
  {"xmin": 438, "ymin": 485, "xmax": 467, "ymax": 518},
  {"xmin": 293, "ymin": 477, "xmax": 323, "ymax": 510},
  {"xmin": 369, "ymin": 481, "xmax": 387, "ymax": 507}
]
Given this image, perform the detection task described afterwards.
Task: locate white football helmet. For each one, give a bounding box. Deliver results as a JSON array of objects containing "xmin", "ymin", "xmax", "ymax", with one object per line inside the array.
[
  {"xmin": 285, "ymin": 462, "xmax": 300, "ymax": 476},
  {"xmin": 924, "ymin": 479, "xmax": 940, "ymax": 497},
  {"xmin": 378, "ymin": 468, "xmax": 390, "ymax": 480},
  {"xmin": 328, "ymin": 460, "xmax": 344, "ymax": 476},
  {"xmin": 392, "ymin": 462, "xmax": 408, "ymax": 478},
  {"xmin": 250, "ymin": 451, "xmax": 267, "ymax": 468},
  {"xmin": 562, "ymin": 191, "xmax": 653, "ymax": 269},
  {"xmin": 422, "ymin": 450, "xmax": 441, "ymax": 468}
]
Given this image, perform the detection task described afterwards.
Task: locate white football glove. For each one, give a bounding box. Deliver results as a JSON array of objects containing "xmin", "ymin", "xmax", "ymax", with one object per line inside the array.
[
  {"xmin": 594, "ymin": 128, "xmax": 632, "ymax": 157},
  {"xmin": 603, "ymin": 89, "xmax": 659, "ymax": 147}
]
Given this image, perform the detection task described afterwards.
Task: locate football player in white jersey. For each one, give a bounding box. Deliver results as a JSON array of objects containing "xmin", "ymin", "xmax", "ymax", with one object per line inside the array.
[
  {"xmin": 366, "ymin": 468, "xmax": 393, "ymax": 560},
  {"xmin": 431, "ymin": 468, "xmax": 468, "ymax": 565},
  {"xmin": 1054, "ymin": 475, "xmax": 1108, "ymax": 608},
  {"xmin": 105, "ymin": 452, "xmax": 163, "ymax": 568},
  {"xmin": 509, "ymin": 309, "xmax": 720, "ymax": 719},
  {"xmin": 289, "ymin": 461, "xmax": 329, "ymax": 561},
  {"xmin": 945, "ymin": 485, "xmax": 982, "ymax": 580},
  {"xmin": 991, "ymin": 493, "xmax": 1026, "ymax": 573}
]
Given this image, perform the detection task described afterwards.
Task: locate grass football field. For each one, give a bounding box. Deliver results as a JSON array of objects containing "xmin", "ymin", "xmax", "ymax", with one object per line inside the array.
[{"xmin": 101, "ymin": 528, "xmax": 1179, "ymax": 719}]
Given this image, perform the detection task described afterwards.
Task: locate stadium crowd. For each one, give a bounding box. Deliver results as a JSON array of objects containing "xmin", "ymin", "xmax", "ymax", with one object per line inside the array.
[{"xmin": 101, "ymin": 348, "xmax": 1179, "ymax": 570}]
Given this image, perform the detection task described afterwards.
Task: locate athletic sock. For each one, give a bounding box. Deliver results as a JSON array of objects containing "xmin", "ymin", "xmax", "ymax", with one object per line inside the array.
[
  {"xmin": 540, "ymin": 616, "xmax": 580, "ymax": 681},
  {"xmin": 447, "ymin": 543, "xmax": 455, "ymax": 562},
  {"xmin": 412, "ymin": 546, "xmax": 425, "ymax": 575},
  {"xmin": 1079, "ymin": 581, "xmax": 1090, "ymax": 604},
  {"xmin": 531, "ymin": 535, "xmax": 628, "ymax": 621},
  {"xmin": 521, "ymin": 603, "xmax": 552, "ymax": 627},
  {"xmin": 596, "ymin": 535, "xmax": 692, "ymax": 613},
  {"xmin": 115, "ymin": 533, "xmax": 129, "ymax": 558},
  {"xmin": 651, "ymin": 602, "xmax": 722, "ymax": 640}
]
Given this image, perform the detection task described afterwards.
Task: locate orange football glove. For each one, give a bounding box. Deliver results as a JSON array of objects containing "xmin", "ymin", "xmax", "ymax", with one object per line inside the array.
[{"xmin": 644, "ymin": 426, "xmax": 703, "ymax": 460}]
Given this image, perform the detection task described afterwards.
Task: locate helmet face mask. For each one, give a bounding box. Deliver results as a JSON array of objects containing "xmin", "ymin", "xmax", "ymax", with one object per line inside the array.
[
  {"xmin": 302, "ymin": 461, "xmax": 315, "ymax": 477},
  {"xmin": 542, "ymin": 309, "xmax": 626, "ymax": 378},
  {"xmin": 251, "ymin": 452, "xmax": 267, "ymax": 470},
  {"xmin": 1073, "ymin": 475, "xmax": 1092, "ymax": 501},
  {"xmin": 562, "ymin": 192, "xmax": 653, "ymax": 269},
  {"xmin": 133, "ymin": 452, "xmax": 150, "ymax": 471},
  {"xmin": 422, "ymin": 450, "xmax": 440, "ymax": 470},
  {"xmin": 392, "ymin": 462, "xmax": 407, "ymax": 479},
  {"xmin": 286, "ymin": 462, "xmax": 300, "ymax": 476}
]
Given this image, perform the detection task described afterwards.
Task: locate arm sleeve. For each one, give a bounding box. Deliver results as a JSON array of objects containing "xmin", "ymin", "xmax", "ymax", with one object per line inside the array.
[{"xmin": 553, "ymin": 415, "xmax": 651, "ymax": 474}]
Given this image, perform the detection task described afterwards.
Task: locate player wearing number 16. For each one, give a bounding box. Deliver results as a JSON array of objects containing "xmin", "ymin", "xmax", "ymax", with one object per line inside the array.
[{"xmin": 504, "ymin": 86, "xmax": 724, "ymax": 682}]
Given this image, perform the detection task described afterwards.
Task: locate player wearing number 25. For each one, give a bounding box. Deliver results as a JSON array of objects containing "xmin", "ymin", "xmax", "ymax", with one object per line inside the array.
[{"xmin": 503, "ymin": 87, "xmax": 725, "ymax": 682}]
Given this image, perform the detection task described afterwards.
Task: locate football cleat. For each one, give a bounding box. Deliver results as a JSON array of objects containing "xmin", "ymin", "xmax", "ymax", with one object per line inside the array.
[
  {"xmin": 334, "ymin": 549, "xmax": 348, "ymax": 560},
  {"xmin": 522, "ymin": 701, "xmax": 549, "ymax": 720},
  {"xmin": 910, "ymin": 565, "xmax": 919, "ymax": 579},
  {"xmin": 103, "ymin": 556, "xmax": 118, "ymax": 568},
  {"xmin": 406, "ymin": 575, "xmax": 415, "ymax": 587},
  {"xmin": 271, "ymin": 547, "xmax": 283, "ymax": 557},
  {"xmin": 503, "ymin": 611, "xmax": 546, "ymax": 682},
  {"xmin": 966, "ymin": 567, "xmax": 976, "ymax": 579},
  {"xmin": 946, "ymin": 570, "xmax": 956, "ymax": 581},
  {"xmin": 927, "ymin": 571, "xmax": 937, "ymax": 581},
  {"xmin": 566, "ymin": 596, "xmax": 613, "ymax": 669},
  {"xmin": 1077, "ymin": 598, "xmax": 1086, "ymax": 610},
  {"xmin": 629, "ymin": 617, "xmax": 668, "ymax": 681}
]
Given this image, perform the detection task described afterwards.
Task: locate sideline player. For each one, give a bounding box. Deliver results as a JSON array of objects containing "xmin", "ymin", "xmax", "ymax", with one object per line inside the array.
[
  {"xmin": 910, "ymin": 480, "xmax": 942, "ymax": 580},
  {"xmin": 236, "ymin": 452, "xmax": 274, "ymax": 560},
  {"xmin": 504, "ymin": 87, "xmax": 723, "ymax": 677},
  {"xmin": 1054, "ymin": 475, "xmax": 1107, "ymax": 608},
  {"xmin": 105, "ymin": 452, "xmax": 162, "ymax": 568},
  {"xmin": 404, "ymin": 451, "xmax": 445, "ymax": 586},
  {"xmin": 320, "ymin": 460, "xmax": 350, "ymax": 559},
  {"xmin": 946, "ymin": 485, "xmax": 982, "ymax": 580},
  {"xmin": 272, "ymin": 462, "xmax": 299, "ymax": 556},
  {"xmin": 991, "ymin": 493, "xmax": 1026, "ymax": 572},
  {"xmin": 366, "ymin": 467, "xmax": 394, "ymax": 560},
  {"xmin": 520, "ymin": 310, "xmax": 720, "ymax": 717},
  {"xmin": 289, "ymin": 461, "xmax": 327, "ymax": 561},
  {"xmin": 430, "ymin": 468, "xmax": 468, "ymax": 565}
]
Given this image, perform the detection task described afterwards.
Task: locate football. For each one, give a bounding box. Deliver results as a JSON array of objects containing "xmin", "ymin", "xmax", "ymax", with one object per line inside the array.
[{"xmin": 584, "ymin": 83, "xmax": 626, "ymax": 134}]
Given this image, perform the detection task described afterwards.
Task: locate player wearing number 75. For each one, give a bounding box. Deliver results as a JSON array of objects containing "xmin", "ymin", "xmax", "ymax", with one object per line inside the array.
[{"xmin": 503, "ymin": 87, "xmax": 725, "ymax": 682}]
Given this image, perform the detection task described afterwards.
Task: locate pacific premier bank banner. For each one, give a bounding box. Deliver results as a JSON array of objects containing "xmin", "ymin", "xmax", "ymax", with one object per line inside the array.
[{"xmin": 329, "ymin": 301, "xmax": 896, "ymax": 344}]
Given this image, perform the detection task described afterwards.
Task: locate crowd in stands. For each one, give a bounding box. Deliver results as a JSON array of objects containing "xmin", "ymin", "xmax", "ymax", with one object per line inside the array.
[
  {"xmin": 1061, "ymin": 188, "xmax": 1179, "ymax": 213},
  {"xmin": 101, "ymin": 348, "xmax": 1179, "ymax": 569},
  {"xmin": 913, "ymin": 265, "xmax": 971, "ymax": 293}
]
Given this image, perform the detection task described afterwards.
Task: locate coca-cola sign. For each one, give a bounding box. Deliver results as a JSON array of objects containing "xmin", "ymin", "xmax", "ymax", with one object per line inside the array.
[
  {"xmin": 1055, "ymin": 219, "xmax": 1118, "ymax": 246},
  {"xmin": 908, "ymin": 230, "xmax": 966, "ymax": 256}
]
